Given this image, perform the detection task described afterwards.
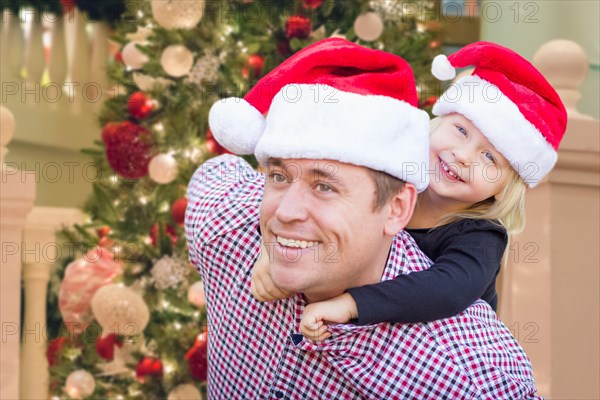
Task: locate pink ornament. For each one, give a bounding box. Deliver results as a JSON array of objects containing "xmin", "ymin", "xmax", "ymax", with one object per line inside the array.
[{"xmin": 58, "ymin": 247, "xmax": 123, "ymax": 334}]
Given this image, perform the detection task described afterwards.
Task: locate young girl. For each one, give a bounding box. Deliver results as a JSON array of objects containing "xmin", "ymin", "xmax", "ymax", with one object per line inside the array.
[{"xmin": 251, "ymin": 41, "xmax": 567, "ymax": 342}]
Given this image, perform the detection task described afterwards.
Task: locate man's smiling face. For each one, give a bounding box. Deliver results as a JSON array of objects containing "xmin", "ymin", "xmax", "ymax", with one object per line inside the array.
[{"xmin": 260, "ymin": 158, "xmax": 393, "ymax": 302}]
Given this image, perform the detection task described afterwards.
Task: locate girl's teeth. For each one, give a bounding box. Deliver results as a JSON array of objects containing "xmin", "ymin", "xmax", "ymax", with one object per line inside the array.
[{"xmin": 442, "ymin": 161, "xmax": 457, "ymax": 178}]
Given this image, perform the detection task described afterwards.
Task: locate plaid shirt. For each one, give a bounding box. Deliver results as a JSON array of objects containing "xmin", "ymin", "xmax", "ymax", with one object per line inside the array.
[{"xmin": 186, "ymin": 155, "xmax": 540, "ymax": 400}]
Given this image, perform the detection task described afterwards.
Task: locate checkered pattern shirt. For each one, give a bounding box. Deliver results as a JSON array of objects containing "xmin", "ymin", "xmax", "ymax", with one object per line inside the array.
[{"xmin": 185, "ymin": 155, "xmax": 540, "ymax": 400}]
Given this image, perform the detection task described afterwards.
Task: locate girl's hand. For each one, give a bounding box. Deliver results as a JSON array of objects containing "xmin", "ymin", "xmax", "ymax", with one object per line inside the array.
[
  {"xmin": 300, "ymin": 293, "xmax": 359, "ymax": 343},
  {"xmin": 251, "ymin": 242, "xmax": 293, "ymax": 302}
]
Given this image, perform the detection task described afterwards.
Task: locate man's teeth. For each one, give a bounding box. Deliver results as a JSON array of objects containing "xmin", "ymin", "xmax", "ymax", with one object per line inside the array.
[
  {"xmin": 276, "ymin": 236, "xmax": 319, "ymax": 249},
  {"xmin": 441, "ymin": 161, "xmax": 458, "ymax": 178}
]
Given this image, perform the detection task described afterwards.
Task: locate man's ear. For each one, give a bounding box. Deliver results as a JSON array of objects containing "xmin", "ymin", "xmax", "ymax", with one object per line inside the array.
[{"xmin": 384, "ymin": 183, "xmax": 418, "ymax": 236}]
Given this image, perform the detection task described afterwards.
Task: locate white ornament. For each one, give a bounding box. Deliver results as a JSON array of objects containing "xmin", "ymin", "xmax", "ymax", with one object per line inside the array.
[
  {"xmin": 354, "ymin": 12, "xmax": 384, "ymax": 41},
  {"xmin": 151, "ymin": 0, "xmax": 205, "ymax": 30},
  {"xmin": 65, "ymin": 369, "xmax": 96, "ymax": 399},
  {"xmin": 91, "ymin": 284, "xmax": 149, "ymax": 336},
  {"xmin": 187, "ymin": 281, "xmax": 206, "ymax": 307},
  {"xmin": 161, "ymin": 45, "xmax": 195, "ymax": 77},
  {"xmin": 148, "ymin": 154, "xmax": 178, "ymax": 184},
  {"xmin": 151, "ymin": 255, "xmax": 190, "ymax": 290},
  {"xmin": 167, "ymin": 384, "xmax": 202, "ymax": 400},
  {"xmin": 185, "ymin": 54, "xmax": 221, "ymax": 85},
  {"xmin": 122, "ymin": 41, "xmax": 149, "ymax": 70}
]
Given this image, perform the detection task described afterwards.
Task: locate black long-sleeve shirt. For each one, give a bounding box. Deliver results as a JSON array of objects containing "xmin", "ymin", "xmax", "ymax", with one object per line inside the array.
[{"xmin": 347, "ymin": 218, "xmax": 508, "ymax": 325}]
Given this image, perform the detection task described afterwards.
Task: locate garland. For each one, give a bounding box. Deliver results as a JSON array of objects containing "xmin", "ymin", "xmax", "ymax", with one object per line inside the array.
[{"xmin": 0, "ymin": 0, "xmax": 125, "ymax": 25}]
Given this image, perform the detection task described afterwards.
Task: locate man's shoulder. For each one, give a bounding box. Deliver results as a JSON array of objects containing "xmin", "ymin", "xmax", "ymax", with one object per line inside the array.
[
  {"xmin": 186, "ymin": 155, "xmax": 264, "ymax": 244},
  {"xmin": 384, "ymin": 230, "xmax": 433, "ymax": 279}
]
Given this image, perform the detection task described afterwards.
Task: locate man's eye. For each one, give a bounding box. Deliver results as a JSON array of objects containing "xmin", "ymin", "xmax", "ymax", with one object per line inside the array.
[
  {"xmin": 316, "ymin": 183, "xmax": 333, "ymax": 192},
  {"xmin": 270, "ymin": 172, "xmax": 286, "ymax": 183}
]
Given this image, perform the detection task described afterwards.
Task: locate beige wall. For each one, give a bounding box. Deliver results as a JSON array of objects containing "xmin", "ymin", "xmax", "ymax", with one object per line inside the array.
[{"xmin": 480, "ymin": 0, "xmax": 600, "ymax": 119}]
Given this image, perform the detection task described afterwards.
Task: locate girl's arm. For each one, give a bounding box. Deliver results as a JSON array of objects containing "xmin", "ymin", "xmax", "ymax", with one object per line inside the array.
[{"xmin": 346, "ymin": 221, "xmax": 508, "ymax": 325}]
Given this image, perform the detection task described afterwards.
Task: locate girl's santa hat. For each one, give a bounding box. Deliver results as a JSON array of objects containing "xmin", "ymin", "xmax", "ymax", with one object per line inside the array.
[
  {"xmin": 431, "ymin": 41, "xmax": 567, "ymax": 187},
  {"xmin": 208, "ymin": 38, "xmax": 430, "ymax": 191}
]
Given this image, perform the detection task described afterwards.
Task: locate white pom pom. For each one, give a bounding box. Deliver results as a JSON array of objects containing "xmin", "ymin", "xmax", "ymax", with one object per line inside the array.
[
  {"xmin": 208, "ymin": 98, "xmax": 266, "ymax": 155},
  {"xmin": 431, "ymin": 54, "xmax": 456, "ymax": 81}
]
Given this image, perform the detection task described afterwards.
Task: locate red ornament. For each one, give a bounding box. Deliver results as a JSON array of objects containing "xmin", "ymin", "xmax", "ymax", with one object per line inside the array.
[
  {"xmin": 136, "ymin": 357, "xmax": 163, "ymax": 383},
  {"xmin": 205, "ymin": 128, "xmax": 231, "ymax": 155},
  {"xmin": 303, "ymin": 0, "xmax": 323, "ymax": 9},
  {"xmin": 105, "ymin": 122, "xmax": 154, "ymax": 179},
  {"xmin": 419, "ymin": 95, "xmax": 438, "ymax": 109},
  {"xmin": 150, "ymin": 223, "xmax": 178, "ymax": 247},
  {"xmin": 429, "ymin": 40, "xmax": 441, "ymax": 49},
  {"xmin": 186, "ymin": 331, "xmax": 208, "ymax": 381},
  {"xmin": 244, "ymin": 54, "xmax": 264, "ymax": 79},
  {"xmin": 171, "ymin": 198, "xmax": 188, "ymax": 226},
  {"xmin": 47, "ymin": 337, "xmax": 66, "ymax": 367},
  {"xmin": 276, "ymin": 40, "xmax": 292, "ymax": 56},
  {"xmin": 114, "ymin": 51, "xmax": 124, "ymax": 64},
  {"xmin": 95, "ymin": 333, "xmax": 123, "ymax": 361},
  {"xmin": 128, "ymin": 91, "xmax": 156, "ymax": 120},
  {"xmin": 285, "ymin": 15, "xmax": 311, "ymax": 39},
  {"xmin": 97, "ymin": 226, "xmax": 112, "ymax": 239},
  {"xmin": 101, "ymin": 121, "xmax": 125, "ymax": 146},
  {"xmin": 60, "ymin": 0, "xmax": 76, "ymax": 12}
]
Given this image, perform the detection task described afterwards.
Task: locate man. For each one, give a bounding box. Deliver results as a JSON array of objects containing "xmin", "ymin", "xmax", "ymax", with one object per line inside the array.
[{"xmin": 186, "ymin": 38, "xmax": 539, "ymax": 399}]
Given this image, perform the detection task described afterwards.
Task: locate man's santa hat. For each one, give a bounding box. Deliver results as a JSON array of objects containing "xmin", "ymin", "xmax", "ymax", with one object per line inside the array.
[
  {"xmin": 208, "ymin": 38, "xmax": 430, "ymax": 191},
  {"xmin": 431, "ymin": 41, "xmax": 567, "ymax": 187}
]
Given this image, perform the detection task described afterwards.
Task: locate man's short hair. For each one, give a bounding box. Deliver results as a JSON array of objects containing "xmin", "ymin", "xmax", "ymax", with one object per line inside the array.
[{"xmin": 367, "ymin": 169, "xmax": 405, "ymax": 211}]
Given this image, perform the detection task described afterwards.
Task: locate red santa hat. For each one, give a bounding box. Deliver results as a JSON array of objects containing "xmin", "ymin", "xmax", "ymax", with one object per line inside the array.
[
  {"xmin": 208, "ymin": 38, "xmax": 430, "ymax": 191},
  {"xmin": 431, "ymin": 41, "xmax": 567, "ymax": 187}
]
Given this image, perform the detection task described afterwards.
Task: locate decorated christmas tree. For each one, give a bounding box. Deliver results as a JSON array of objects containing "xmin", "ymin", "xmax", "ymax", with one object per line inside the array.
[{"xmin": 46, "ymin": 1, "xmax": 442, "ymax": 398}]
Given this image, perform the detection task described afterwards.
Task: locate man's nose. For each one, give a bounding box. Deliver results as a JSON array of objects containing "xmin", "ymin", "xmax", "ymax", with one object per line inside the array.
[{"xmin": 274, "ymin": 183, "xmax": 309, "ymax": 223}]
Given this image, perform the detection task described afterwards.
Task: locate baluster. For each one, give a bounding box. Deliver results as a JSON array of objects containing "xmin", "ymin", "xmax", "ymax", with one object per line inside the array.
[
  {"xmin": 48, "ymin": 15, "xmax": 68, "ymax": 85},
  {"xmin": 4, "ymin": 12, "xmax": 24, "ymax": 78},
  {"xmin": 20, "ymin": 207, "xmax": 84, "ymax": 400},
  {"xmin": 533, "ymin": 39, "xmax": 594, "ymax": 120},
  {"xmin": 90, "ymin": 22, "xmax": 109, "ymax": 99},
  {"xmin": 0, "ymin": 106, "xmax": 36, "ymax": 400},
  {"xmin": 24, "ymin": 11, "xmax": 45, "ymax": 84}
]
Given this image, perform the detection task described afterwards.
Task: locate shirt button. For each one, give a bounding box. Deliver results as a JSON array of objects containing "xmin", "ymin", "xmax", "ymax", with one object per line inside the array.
[{"xmin": 275, "ymin": 391, "xmax": 284, "ymax": 398}]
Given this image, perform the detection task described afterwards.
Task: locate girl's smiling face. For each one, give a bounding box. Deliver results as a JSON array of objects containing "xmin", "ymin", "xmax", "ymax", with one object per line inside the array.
[{"xmin": 426, "ymin": 113, "xmax": 513, "ymax": 210}]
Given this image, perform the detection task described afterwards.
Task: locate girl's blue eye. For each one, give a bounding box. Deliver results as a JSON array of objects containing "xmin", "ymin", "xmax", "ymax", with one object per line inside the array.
[
  {"xmin": 484, "ymin": 152, "xmax": 495, "ymax": 162},
  {"xmin": 456, "ymin": 125, "xmax": 467, "ymax": 136}
]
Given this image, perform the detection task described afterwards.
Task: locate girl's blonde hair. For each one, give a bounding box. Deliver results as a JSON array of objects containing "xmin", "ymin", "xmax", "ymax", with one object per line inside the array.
[{"xmin": 428, "ymin": 116, "xmax": 527, "ymax": 235}]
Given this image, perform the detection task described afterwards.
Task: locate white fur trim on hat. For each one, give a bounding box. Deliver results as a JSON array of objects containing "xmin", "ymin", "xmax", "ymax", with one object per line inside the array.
[
  {"xmin": 431, "ymin": 54, "xmax": 456, "ymax": 81},
  {"xmin": 254, "ymin": 84, "xmax": 431, "ymax": 192},
  {"xmin": 432, "ymin": 75, "xmax": 557, "ymax": 187},
  {"xmin": 208, "ymin": 97, "xmax": 266, "ymax": 154}
]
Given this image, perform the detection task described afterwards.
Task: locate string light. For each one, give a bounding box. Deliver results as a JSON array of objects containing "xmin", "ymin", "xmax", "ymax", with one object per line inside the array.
[
  {"xmin": 160, "ymin": 201, "xmax": 170, "ymax": 213},
  {"xmin": 139, "ymin": 196, "xmax": 148, "ymax": 205},
  {"xmin": 153, "ymin": 122, "xmax": 164, "ymax": 132},
  {"xmin": 164, "ymin": 361, "xmax": 175, "ymax": 375}
]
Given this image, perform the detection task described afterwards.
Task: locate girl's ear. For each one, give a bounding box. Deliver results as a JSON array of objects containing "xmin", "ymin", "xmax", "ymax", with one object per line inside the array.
[{"xmin": 384, "ymin": 183, "xmax": 418, "ymax": 236}]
